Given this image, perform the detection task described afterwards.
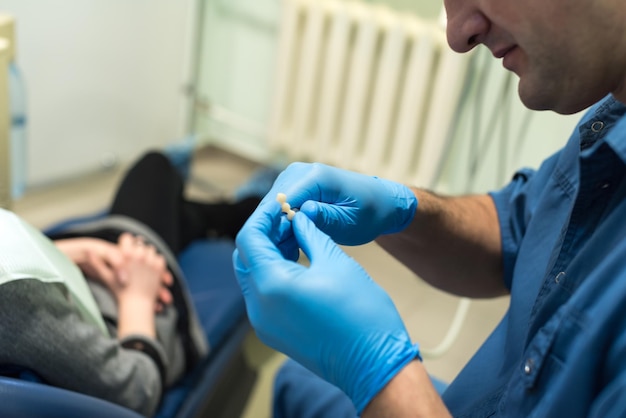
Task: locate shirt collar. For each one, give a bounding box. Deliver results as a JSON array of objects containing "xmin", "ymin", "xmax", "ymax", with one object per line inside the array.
[{"xmin": 578, "ymin": 95, "xmax": 626, "ymax": 164}]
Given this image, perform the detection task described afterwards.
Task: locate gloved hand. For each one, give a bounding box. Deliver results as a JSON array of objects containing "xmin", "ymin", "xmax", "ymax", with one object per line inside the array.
[
  {"xmin": 259, "ymin": 162, "xmax": 418, "ymax": 245},
  {"xmin": 233, "ymin": 203, "xmax": 421, "ymax": 413}
]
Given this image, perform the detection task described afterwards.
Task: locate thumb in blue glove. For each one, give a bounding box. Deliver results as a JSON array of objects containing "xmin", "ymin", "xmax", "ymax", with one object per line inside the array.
[{"xmin": 233, "ymin": 205, "xmax": 420, "ymax": 413}]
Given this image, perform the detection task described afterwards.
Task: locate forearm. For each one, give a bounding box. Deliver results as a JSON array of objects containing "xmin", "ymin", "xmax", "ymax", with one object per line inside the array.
[
  {"xmin": 376, "ymin": 188, "xmax": 506, "ymax": 298},
  {"xmin": 362, "ymin": 361, "xmax": 451, "ymax": 418},
  {"xmin": 117, "ymin": 294, "xmax": 156, "ymax": 339}
]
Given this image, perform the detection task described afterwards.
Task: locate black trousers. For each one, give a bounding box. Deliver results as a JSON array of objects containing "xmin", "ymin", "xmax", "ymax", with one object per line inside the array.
[{"xmin": 109, "ymin": 151, "xmax": 260, "ymax": 254}]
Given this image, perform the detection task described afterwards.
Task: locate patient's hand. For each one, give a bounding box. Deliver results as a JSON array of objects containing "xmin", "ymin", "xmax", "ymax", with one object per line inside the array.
[
  {"xmin": 55, "ymin": 237, "xmax": 126, "ymax": 290},
  {"xmin": 54, "ymin": 236, "xmax": 173, "ymax": 310},
  {"xmin": 116, "ymin": 233, "xmax": 173, "ymax": 311}
]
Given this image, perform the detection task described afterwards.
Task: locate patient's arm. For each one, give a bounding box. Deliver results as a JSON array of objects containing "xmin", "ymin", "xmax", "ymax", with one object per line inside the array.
[
  {"xmin": 115, "ymin": 233, "xmax": 168, "ymax": 339},
  {"xmin": 0, "ymin": 279, "xmax": 164, "ymax": 416}
]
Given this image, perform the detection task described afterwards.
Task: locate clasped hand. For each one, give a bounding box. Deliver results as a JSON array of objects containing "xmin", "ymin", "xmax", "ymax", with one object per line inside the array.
[{"xmin": 54, "ymin": 233, "xmax": 173, "ymax": 311}]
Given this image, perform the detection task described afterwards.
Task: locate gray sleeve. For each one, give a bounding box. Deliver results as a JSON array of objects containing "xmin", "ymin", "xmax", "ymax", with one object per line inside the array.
[{"xmin": 0, "ymin": 279, "xmax": 164, "ymax": 417}]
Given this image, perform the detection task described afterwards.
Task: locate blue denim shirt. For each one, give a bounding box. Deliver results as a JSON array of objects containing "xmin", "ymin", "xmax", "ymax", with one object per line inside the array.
[{"xmin": 443, "ymin": 95, "xmax": 626, "ymax": 418}]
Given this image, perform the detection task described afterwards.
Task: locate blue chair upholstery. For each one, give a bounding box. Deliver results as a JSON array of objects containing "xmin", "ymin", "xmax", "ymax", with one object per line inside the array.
[
  {"xmin": 0, "ymin": 213, "xmax": 257, "ymax": 418},
  {"xmin": 0, "ymin": 376, "xmax": 145, "ymax": 418}
]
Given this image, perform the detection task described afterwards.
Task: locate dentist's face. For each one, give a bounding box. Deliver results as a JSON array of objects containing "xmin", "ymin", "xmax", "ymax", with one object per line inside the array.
[{"xmin": 444, "ymin": 0, "xmax": 626, "ymax": 114}]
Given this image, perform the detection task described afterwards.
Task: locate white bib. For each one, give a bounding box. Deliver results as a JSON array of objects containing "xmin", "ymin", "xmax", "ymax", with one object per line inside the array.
[{"xmin": 0, "ymin": 209, "xmax": 108, "ymax": 335}]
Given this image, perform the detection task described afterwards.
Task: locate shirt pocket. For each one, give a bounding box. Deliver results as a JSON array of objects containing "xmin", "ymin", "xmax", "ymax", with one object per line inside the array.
[
  {"xmin": 521, "ymin": 310, "xmax": 565, "ymax": 391},
  {"xmin": 501, "ymin": 307, "xmax": 586, "ymax": 416},
  {"xmin": 524, "ymin": 308, "xmax": 586, "ymax": 390}
]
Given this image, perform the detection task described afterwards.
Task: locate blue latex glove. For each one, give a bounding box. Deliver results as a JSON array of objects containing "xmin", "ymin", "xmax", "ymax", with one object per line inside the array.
[
  {"xmin": 233, "ymin": 203, "xmax": 421, "ymax": 413},
  {"xmin": 260, "ymin": 162, "xmax": 418, "ymax": 246}
]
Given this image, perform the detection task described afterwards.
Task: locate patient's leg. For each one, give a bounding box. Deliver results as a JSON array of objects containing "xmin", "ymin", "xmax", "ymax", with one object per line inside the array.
[{"xmin": 109, "ymin": 151, "xmax": 259, "ymax": 253}]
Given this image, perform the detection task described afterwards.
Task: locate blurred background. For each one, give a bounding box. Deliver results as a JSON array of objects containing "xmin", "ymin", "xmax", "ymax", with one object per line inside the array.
[{"xmin": 0, "ymin": 1, "xmax": 585, "ymax": 417}]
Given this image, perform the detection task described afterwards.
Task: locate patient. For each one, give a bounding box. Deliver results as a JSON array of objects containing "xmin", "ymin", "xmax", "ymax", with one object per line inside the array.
[{"xmin": 0, "ymin": 151, "xmax": 261, "ymax": 417}]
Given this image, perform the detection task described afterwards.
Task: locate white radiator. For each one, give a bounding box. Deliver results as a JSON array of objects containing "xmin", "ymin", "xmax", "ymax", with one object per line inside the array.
[{"xmin": 269, "ymin": 0, "xmax": 472, "ymax": 187}]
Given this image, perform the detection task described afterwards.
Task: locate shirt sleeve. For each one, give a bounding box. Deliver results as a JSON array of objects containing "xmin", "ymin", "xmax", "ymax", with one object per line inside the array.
[
  {"xmin": 0, "ymin": 279, "xmax": 164, "ymax": 417},
  {"xmin": 488, "ymin": 152, "xmax": 562, "ymax": 289}
]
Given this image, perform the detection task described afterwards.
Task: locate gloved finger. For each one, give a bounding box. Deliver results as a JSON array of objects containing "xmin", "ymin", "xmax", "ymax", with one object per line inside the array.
[
  {"xmin": 277, "ymin": 231, "xmax": 301, "ymax": 262},
  {"xmin": 300, "ymin": 200, "xmax": 358, "ymax": 229},
  {"xmin": 240, "ymin": 198, "xmax": 301, "ymax": 263},
  {"xmin": 271, "ymin": 211, "xmax": 300, "ymax": 261},
  {"xmin": 233, "ymin": 247, "xmax": 294, "ymax": 298},
  {"xmin": 280, "ymin": 163, "xmax": 377, "ymax": 207},
  {"xmin": 291, "ymin": 212, "xmax": 347, "ymax": 263},
  {"xmin": 235, "ymin": 205, "xmax": 288, "ymax": 270},
  {"xmin": 298, "ymin": 200, "xmax": 323, "ymax": 220},
  {"xmin": 233, "ymin": 245, "xmax": 308, "ymax": 349},
  {"xmin": 232, "ymin": 249, "xmax": 263, "ymax": 327}
]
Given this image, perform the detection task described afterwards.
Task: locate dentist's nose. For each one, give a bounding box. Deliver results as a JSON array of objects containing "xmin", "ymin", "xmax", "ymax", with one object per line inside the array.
[{"xmin": 444, "ymin": 3, "xmax": 490, "ymax": 53}]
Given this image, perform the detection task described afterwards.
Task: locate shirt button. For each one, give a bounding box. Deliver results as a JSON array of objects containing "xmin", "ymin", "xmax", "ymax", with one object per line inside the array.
[
  {"xmin": 591, "ymin": 121, "xmax": 604, "ymax": 132},
  {"xmin": 555, "ymin": 271, "xmax": 565, "ymax": 284},
  {"xmin": 524, "ymin": 358, "xmax": 534, "ymax": 375}
]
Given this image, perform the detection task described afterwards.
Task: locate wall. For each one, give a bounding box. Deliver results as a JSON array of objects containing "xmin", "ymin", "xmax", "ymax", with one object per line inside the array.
[
  {"xmin": 0, "ymin": 0, "xmax": 195, "ymax": 188},
  {"xmin": 193, "ymin": 0, "xmax": 280, "ymax": 161}
]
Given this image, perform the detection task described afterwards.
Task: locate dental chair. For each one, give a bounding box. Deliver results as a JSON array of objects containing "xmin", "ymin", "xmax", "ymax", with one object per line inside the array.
[{"xmin": 0, "ymin": 211, "xmax": 257, "ymax": 418}]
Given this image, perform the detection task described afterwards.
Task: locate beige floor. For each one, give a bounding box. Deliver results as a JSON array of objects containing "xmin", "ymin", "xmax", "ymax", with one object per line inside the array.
[{"xmin": 12, "ymin": 146, "xmax": 510, "ymax": 418}]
